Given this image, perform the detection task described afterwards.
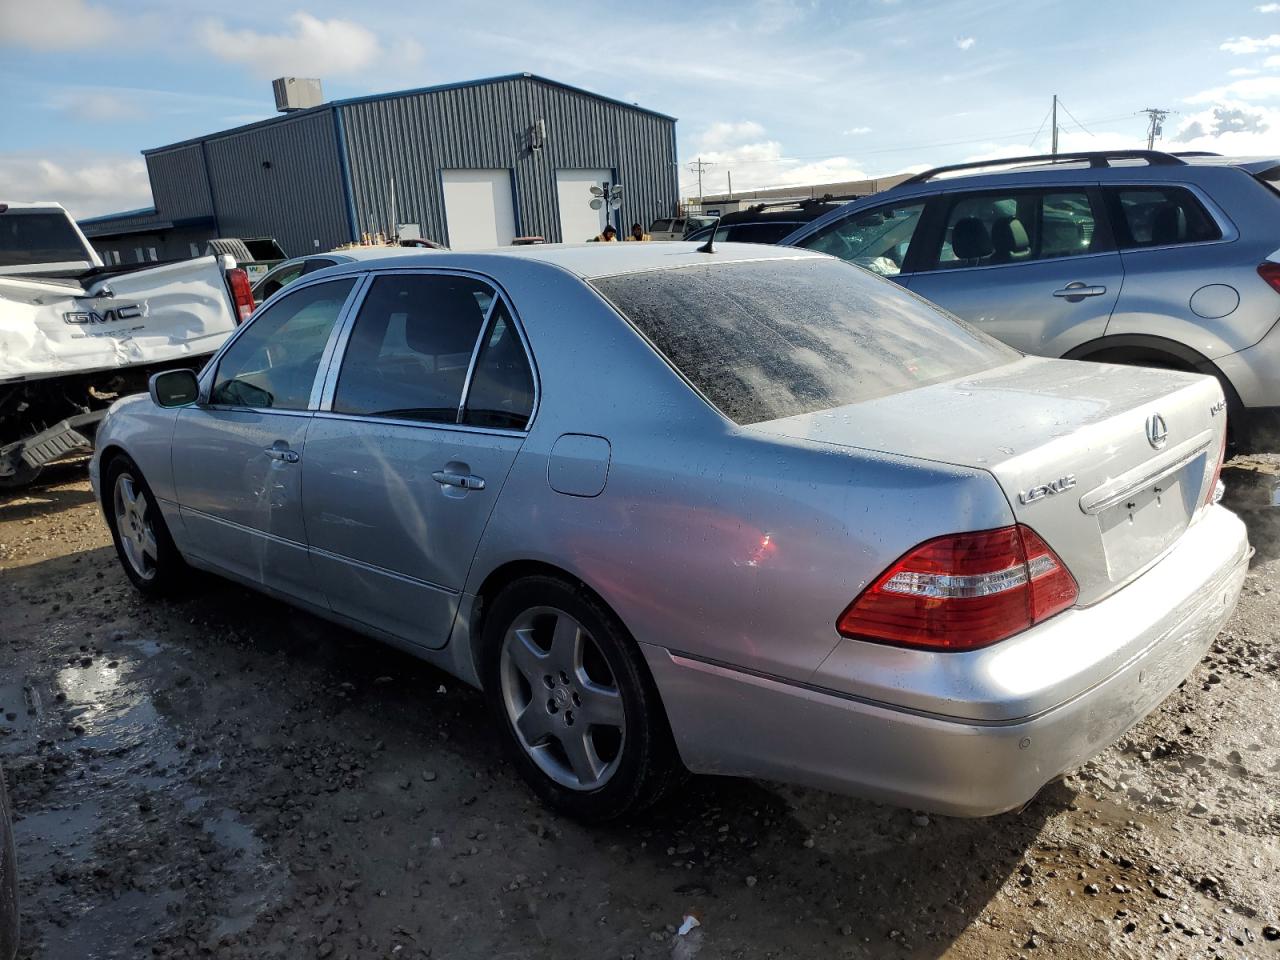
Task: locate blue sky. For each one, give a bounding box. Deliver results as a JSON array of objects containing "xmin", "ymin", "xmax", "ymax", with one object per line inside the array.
[{"xmin": 4, "ymin": 0, "xmax": 1280, "ymax": 217}]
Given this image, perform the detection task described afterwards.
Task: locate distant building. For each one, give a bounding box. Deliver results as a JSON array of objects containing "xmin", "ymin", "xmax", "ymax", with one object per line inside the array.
[
  {"xmin": 686, "ymin": 172, "xmax": 913, "ymax": 217},
  {"xmin": 80, "ymin": 73, "xmax": 679, "ymax": 262}
]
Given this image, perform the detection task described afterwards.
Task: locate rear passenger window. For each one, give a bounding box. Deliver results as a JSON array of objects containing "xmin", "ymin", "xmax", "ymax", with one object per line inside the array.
[
  {"xmin": 1105, "ymin": 187, "xmax": 1221, "ymax": 248},
  {"xmin": 463, "ymin": 302, "xmax": 535, "ymax": 430},
  {"xmin": 932, "ymin": 190, "xmax": 1098, "ymax": 270},
  {"xmin": 332, "ymin": 274, "xmax": 492, "ymax": 423}
]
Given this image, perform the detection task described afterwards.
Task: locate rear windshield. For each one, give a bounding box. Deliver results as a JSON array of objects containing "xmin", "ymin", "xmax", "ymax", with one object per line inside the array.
[
  {"xmin": 593, "ymin": 257, "xmax": 1017, "ymax": 425},
  {"xmin": 0, "ymin": 210, "xmax": 91, "ymax": 267}
]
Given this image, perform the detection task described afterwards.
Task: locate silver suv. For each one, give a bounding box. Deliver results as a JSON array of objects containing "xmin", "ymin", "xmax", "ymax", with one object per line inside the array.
[{"xmin": 781, "ymin": 150, "xmax": 1280, "ymax": 450}]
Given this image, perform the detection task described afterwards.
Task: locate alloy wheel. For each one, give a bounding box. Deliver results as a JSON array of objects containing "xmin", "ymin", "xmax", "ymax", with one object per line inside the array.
[
  {"xmin": 113, "ymin": 472, "xmax": 158, "ymax": 581},
  {"xmin": 499, "ymin": 605, "xmax": 626, "ymax": 791}
]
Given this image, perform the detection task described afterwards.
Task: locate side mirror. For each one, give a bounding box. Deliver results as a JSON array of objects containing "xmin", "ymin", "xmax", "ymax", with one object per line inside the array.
[{"xmin": 149, "ymin": 369, "xmax": 200, "ymax": 408}]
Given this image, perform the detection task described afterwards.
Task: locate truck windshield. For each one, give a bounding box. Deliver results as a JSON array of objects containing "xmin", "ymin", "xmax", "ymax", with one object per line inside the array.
[
  {"xmin": 0, "ymin": 211, "xmax": 92, "ymax": 268},
  {"xmin": 593, "ymin": 257, "xmax": 1018, "ymax": 425}
]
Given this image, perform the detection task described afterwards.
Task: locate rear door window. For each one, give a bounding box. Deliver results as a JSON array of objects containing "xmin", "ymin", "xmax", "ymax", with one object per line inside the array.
[
  {"xmin": 928, "ymin": 189, "xmax": 1100, "ymax": 270},
  {"xmin": 462, "ymin": 301, "xmax": 535, "ymax": 430},
  {"xmin": 1103, "ymin": 186, "xmax": 1221, "ymax": 248},
  {"xmin": 798, "ymin": 201, "xmax": 926, "ymax": 276},
  {"xmin": 332, "ymin": 274, "xmax": 493, "ymax": 423},
  {"xmin": 593, "ymin": 258, "xmax": 1017, "ymax": 425}
]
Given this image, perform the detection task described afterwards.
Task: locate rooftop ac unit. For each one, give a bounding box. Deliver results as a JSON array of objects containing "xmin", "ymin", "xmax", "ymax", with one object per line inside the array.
[{"xmin": 273, "ymin": 77, "xmax": 324, "ymax": 113}]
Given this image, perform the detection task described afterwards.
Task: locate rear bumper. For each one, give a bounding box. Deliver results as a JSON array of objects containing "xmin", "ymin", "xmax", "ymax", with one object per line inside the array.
[{"xmin": 643, "ymin": 506, "xmax": 1249, "ymax": 817}]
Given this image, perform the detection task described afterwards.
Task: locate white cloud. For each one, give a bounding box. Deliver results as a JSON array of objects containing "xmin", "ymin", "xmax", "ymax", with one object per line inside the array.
[
  {"xmin": 687, "ymin": 120, "xmax": 869, "ymax": 196},
  {"xmin": 1188, "ymin": 76, "xmax": 1280, "ymax": 103},
  {"xmin": 0, "ymin": 0, "xmax": 116, "ymax": 50},
  {"xmin": 0, "ymin": 154, "xmax": 153, "ymax": 220},
  {"xmin": 844, "ymin": 126, "xmax": 873, "ymax": 135},
  {"xmin": 1231, "ymin": 67, "xmax": 1263, "ymax": 76},
  {"xmin": 1258, "ymin": 3, "xmax": 1280, "ymax": 11},
  {"xmin": 1220, "ymin": 34, "xmax": 1280, "ymax": 54},
  {"xmin": 955, "ymin": 36, "xmax": 976, "ymax": 50},
  {"xmin": 199, "ymin": 13, "xmax": 421, "ymax": 79},
  {"xmin": 1265, "ymin": 55, "xmax": 1280, "ymax": 67}
]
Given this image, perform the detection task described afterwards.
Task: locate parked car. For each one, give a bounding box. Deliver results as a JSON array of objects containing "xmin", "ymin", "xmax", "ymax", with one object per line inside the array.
[
  {"xmin": 781, "ymin": 150, "xmax": 1280, "ymax": 450},
  {"xmin": 91, "ymin": 242, "xmax": 1246, "ymax": 822},
  {"xmin": 0, "ymin": 201, "xmax": 253, "ymax": 488},
  {"xmin": 205, "ymin": 237, "xmax": 288, "ymax": 285},
  {"xmin": 685, "ymin": 199, "xmax": 853, "ymax": 245},
  {"xmin": 648, "ymin": 216, "xmax": 717, "ymax": 241},
  {"xmin": 251, "ymin": 246, "xmax": 445, "ymax": 301}
]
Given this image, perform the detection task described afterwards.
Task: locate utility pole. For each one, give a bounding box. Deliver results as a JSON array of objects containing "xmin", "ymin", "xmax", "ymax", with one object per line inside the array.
[
  {"xmin": 689, "ymin": 158, "xmax": 713, "ymax": 204},
  {"xmin": 727, "ymin": 170, "xmax": 733, "ymax": 198},
  {"xmin": 1051, "ymin": 94, "xmax": 1058, "ymax": 156},
  {"xmin": 1140, "ymin": 107, "xmax": 1172, "ymax": 150}
]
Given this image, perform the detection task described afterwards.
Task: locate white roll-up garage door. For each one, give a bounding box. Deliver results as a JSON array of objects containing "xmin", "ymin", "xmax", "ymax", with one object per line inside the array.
[
  {"xmin": 555, "ymin": 169, "xmax": 612, "ymax": 243},
  {"xmin": 441, "ymin": 169, "xmax": 516, "ymax": 250}
]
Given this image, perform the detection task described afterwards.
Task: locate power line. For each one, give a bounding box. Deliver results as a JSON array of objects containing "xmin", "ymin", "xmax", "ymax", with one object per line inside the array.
[
  {"xmin": 1139, "ymin": 107, "xmax": 1175, "ymax": 150},
  {"xmin": 1057, "ymin": 99, "xmax": 1095, "ymax": 137},
  {"xmin": 1028, "ymin": 103, "xmax": 1053, "ymax": 148}
]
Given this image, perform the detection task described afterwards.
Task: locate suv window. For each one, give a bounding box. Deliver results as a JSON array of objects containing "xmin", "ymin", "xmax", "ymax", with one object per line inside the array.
[
  {"xmin": 717, "ymin": 222, "xmax": 802, "ymax": 245},
  {"xmin": 332, "ymin": 274, "xmax": 493, "ymax": 423},
  {"xmin": 1104, "ymin": 186, "xmax": 1221, "ymax": 248},
  {"xmin": 930, "ymin": 189, "xmax": 1098, "ymax": 271},
  {"xmin": 593, "ymin": 258, "xmax": 1017, "ymax": 426},
  {"xmin": 463, "ymin": 301, "xmax": 535, "ymax": 430},
  {"xmin": 256, "ymin": 262, "xmax": 305, "ymax": 300},
  {"xmin": 210, "ymin": 279, "xmax": 354, "ymax": 409},
  {"xmin": 798, "ymin": 202, "xmax": 926, "ymax": 276}
]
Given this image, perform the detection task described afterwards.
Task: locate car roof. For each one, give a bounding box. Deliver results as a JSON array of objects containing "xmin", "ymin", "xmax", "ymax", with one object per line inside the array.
[{"xmin": 311, "ymin": 241, "xmax": 825, "ymax": 281}]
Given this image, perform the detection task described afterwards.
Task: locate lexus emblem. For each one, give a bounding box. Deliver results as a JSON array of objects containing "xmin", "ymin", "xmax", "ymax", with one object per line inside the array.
[{"xmin": 1146, "ymin": 413, "xmax": 1169, "ymax": 449}]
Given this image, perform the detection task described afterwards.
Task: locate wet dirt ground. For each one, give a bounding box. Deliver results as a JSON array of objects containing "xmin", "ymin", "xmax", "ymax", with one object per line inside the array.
[{"xmin": 1, "ymin": 461, "xmax": 1278, "ymax": 959}]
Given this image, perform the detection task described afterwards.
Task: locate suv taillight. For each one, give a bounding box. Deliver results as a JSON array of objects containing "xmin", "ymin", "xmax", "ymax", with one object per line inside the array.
[
  {"xmin": 1257, "ymin": 261, "xmax": 1280, "ymax": 294},
  {"xmin": 837, "ymin": 525, "xmax": 1078, "ymax": 651},
  {"xmin": 1205, "ymin": 428, "xmax": 1227, "ymax": 506},
  {"xmin": 227, "ymin": 268, "xmax": 255, "ymax": 323}
]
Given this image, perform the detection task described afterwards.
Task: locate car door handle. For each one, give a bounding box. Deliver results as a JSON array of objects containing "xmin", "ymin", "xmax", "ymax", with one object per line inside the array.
[
  {"xmin": 263, "ymin": 447, "xmax": 300, "ymax": 463},
  {"xmin": 1053, "ymin": 282, "xmax": 1107, "ymax": 298},
  {"xmin": 432, "ymin": 470, "xmax": 485, "ymax": 491}
]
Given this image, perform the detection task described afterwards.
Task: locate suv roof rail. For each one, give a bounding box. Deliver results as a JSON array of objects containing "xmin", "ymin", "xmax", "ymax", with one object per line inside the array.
[
  {"xmin": 1170, "ymin": 151, "xmax": 1222, "ymax": 158},
  {"xmin": 895, "ymin": 150, "xmax": 1190, "ymax": 188}
]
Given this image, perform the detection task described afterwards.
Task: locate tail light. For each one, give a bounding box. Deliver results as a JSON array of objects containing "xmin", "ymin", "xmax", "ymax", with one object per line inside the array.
[
  {"xmin": 1205, "ymin": 426, "xmax": 1226, "ymax": 506},
  {"xmin": 837, "ymin": 525, "xmax": 1078, "ymax": 651},
  {"xmin": 227, "ymin": 268, "xmax": 255, "ymax": 323},
  {"xmin": 1257, "ymin": 261, "xmax": 1280, "ymax": 294}
]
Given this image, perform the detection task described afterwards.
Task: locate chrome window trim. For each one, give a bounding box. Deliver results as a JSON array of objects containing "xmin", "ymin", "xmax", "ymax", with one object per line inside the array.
[
  {"xmin": 316, "ymin": 266, "xmax": 541, "ymax": 435},
  {"xmin": 197, "ymin": 275, "xmax": 366, "ymax": 415},
  {"xmin": 455, "ymin": 296, "xmax": 499, "ymax": 421},
  {"xmin": 311, "ymin": 409, "xmax": 529, "ymax": 439},
  {"xmin": 912, "ymin": 247, "xmax": 1122, "ymax": 278}
]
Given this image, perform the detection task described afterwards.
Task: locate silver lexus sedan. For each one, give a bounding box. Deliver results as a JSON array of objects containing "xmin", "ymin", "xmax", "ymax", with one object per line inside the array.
[{"xmin": 90, "ymin": 243, "xmax": 1249, "ymax": 822}]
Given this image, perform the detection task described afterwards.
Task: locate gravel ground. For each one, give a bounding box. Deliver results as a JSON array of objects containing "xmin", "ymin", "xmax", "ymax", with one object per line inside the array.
[{"xmin": 0, "ymin": 461, "xmax": 1278, "ymax": 960}]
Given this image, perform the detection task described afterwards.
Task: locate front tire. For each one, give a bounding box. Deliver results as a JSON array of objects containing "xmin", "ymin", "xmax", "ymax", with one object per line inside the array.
[
  {"xmin": 482, "ymin": 575, "xmax": 683, "ymax": 821},
  {"xmin": 103, "ymin": 456, "xmax": 186, "ymax": 596}
]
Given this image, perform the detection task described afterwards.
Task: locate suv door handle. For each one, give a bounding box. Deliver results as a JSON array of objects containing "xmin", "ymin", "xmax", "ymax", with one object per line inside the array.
[
  {"xmin": 432, "ymin": 470, "xmax": 486, "ymax": 491},
  {"xmin": 264, "ymin": 447, "xmax": 300, "ymax": 463},
  {"xmin": 1053, "ymin": 282, "xmax": 1107, "ymax": 299}
]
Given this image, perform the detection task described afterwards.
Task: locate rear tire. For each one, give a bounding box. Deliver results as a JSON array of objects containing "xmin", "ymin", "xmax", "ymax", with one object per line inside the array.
[
  {"xmin": 0, "ymin": 461, "xmax": 42, "ymax": 491},
  {"xmin": 103, "ymin": 455, "xmax": 186, "ymax": 596},
  {"xmin": 481, "ymin": 575, "xmax": 684, "ymax": 822}
]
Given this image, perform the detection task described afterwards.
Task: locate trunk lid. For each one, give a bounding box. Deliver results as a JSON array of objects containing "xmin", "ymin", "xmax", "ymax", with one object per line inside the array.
[{"xmin": 750, "ymin": 356, "xmax": 1226, "ymax": 605}]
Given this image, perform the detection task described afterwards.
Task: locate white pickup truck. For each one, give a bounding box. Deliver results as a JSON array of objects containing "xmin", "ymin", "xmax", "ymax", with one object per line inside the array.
[{"xmin": 0, "ymin": 201, "xmax": 254, "ymax": 488}]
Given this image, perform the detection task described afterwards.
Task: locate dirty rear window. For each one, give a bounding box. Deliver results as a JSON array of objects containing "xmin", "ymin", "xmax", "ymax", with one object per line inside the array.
[
  {"xmin": 593, "ymin": 258, "xmax": 1017, "ymax": 425},
  {"xmin": 0, "ymin": 211, "xmax": 92, "ymax": 267}
]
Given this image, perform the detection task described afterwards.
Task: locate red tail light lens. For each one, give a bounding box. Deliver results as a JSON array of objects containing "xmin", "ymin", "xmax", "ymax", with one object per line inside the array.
[
  {"xmin": 837, "ymin": 525, "xmax": 1078, "ymax": 651},
  {"xmin": 1205, "ymin": 428, "xmax": 1226, "ymax": 506},
  {"xmin": 227, "ymin": 268, "xmax": 256, "ymax": 323},
  {"xmin": 1257, "ymin": 261, "xmax": 1280, "ymax": 294}
]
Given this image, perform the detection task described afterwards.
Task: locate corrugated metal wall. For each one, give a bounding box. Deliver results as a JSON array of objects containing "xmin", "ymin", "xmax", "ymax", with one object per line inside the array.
[
  {"xmin": 340, "ymin": 77, "xmax": 677, "ymax": 245},
  {"xmin": 203, "ymin": 110, "xmax": 351, "ymax": 257},
  {"xmin": 146, "ymin": 145, "xmax": 214, "ymax": 221}
]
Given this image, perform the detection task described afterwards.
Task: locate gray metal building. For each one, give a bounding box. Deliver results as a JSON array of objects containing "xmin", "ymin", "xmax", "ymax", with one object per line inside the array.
[{"xmin": 80, "ymin": 73, "xmax": 679, "ymax": 261}]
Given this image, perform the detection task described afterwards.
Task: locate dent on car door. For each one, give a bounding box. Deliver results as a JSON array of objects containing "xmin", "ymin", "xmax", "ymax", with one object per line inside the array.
[
  {"xmin": 171, "ymin": 277, "xmax": 358, "ymax": 605},
  {"xmin": 906, "ymin": 187, "xmax": 1124, "ymax": 356},
  {"xmin": 795, "ymin": 200, "xmax": 929, "ymax": 284},
  {"xmin": 302, "ymin": 271, "xmax": 536, "ymax": 648}
]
